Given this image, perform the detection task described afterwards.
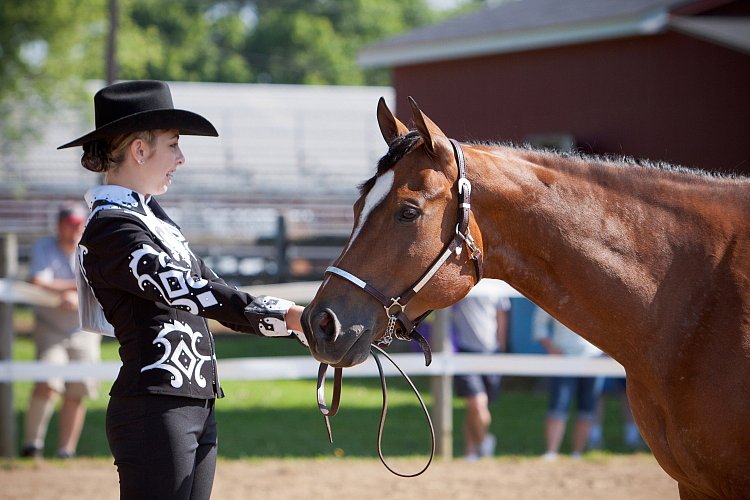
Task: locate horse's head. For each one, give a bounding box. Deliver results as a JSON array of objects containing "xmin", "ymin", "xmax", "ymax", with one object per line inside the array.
[{"xmin": 301, "ymin": 97, "xmax": 481, "ymax": 367}]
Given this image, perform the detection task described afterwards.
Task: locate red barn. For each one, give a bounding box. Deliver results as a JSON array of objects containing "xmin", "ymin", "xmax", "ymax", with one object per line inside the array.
[{"xmin": 359, "ymin": 0, "xmax": 750, "ymax": 174}]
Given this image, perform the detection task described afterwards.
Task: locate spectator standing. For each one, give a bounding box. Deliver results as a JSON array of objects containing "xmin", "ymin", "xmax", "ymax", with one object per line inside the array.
[
  {"xmin": 532, "ymin": 306, "xmax": 603, "ymax": 460},
  {"xmin": 451, "ymin": 279, "xmax": 510, "ymax": 461},
  {"xmin": 589, "ymin": 376, "xmax": 646, "ymax": 451},
  {"xmin": 21, "ymin": 202, "xmax": 101, "ymax": 459}
]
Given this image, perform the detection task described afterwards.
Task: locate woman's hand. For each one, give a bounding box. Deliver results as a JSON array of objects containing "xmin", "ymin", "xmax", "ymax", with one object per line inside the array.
[{"xmin": 284, "ymin": 304, "xmax": 305, "ymax": 332}]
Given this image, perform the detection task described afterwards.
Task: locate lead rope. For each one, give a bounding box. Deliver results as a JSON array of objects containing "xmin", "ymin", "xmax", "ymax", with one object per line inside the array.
[
  {"xmin": 315, "ymin": 347, "xmax": 435, "ymax": 478},
  {"xmin": 316, "ymin": 363, "xmax": 342, "ymax": 443},
  {"xmin": 370, "ymin": 344, "xmax": 435, "ymax": 477}
]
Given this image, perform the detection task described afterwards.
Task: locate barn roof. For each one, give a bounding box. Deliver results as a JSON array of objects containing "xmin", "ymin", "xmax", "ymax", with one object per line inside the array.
[{"xmin": 359, "ymin": 0, "xmax": 749, "ymax": 67}]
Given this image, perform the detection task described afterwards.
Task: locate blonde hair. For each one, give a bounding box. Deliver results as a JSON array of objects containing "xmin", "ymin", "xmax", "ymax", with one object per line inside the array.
[{"xmin": 81, "ymin": 130, "xmax": 158, "ymax": 173}]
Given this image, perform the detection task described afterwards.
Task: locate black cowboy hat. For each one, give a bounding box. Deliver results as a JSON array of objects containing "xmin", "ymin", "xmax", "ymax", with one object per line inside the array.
[{"xmin": 57, "ymin": 80, "xmax": 218, "ymax": 149}]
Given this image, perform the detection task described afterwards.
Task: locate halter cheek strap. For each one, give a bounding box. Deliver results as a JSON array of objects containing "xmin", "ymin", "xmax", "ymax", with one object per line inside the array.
[
  {"xmin": 324, "ymin": 139, "xmax": 482, "ymax": 365},
  {"xmin": 451, "ymin": 138, "xmax": 484, "ymax": 277}
]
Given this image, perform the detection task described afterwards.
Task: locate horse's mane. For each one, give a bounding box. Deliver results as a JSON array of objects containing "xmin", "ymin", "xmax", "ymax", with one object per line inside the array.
[
  {"xmin": 479, "ymin": 140, "xmax": 745, "ymax": 180},
  {"xmin": 360, "ymin": 135, "xmax": 744, "ymax": 197}
]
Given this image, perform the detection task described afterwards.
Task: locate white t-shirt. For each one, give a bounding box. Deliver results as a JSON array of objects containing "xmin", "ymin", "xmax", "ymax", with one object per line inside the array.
[
  {"xmin": 531, "ymin": 306, "xmax": 601, "ymax": 357},
  {"xmin": 451, "ymin": 279, "xmax": 511, "ymax": 352},
  {"xmin": 30, "ymin": 236, "xmax": 80, "ymax": 335}
]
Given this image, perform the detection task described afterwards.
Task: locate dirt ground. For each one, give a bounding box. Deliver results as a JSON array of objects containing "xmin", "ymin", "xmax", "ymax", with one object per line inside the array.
[{"xmin": 1, "ymin": 453, "xmax": 678, "ymax": 500}]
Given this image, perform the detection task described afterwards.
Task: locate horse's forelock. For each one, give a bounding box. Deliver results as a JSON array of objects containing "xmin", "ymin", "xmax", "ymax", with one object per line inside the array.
[{"xmin": 358, "ymin": 132, "xmax": 422, "ymax": 197}]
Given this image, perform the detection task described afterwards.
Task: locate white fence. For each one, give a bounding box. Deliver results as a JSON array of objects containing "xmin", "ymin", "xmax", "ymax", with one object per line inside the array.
[
  {"xmin": 0, "ymin": 353, "xmax": 624, "ymax": 383},
  {"xmin": 0, "ymin": 276, "xmax": 625, "ymax": 459}
]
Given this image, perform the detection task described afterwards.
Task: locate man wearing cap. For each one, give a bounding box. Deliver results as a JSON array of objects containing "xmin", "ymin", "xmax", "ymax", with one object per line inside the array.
[{"xmin": 21, "ymin": 202, "xmax": 101, "ymax": 459}]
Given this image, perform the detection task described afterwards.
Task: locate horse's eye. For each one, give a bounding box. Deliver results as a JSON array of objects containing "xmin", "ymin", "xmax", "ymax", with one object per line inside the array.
[{"xmin": 397, "ymin": 206, "xmax": 421, "ymax": 222}]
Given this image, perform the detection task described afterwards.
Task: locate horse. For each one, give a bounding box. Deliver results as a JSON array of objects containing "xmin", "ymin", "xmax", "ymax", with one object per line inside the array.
[{"xmin": 301, "ymin": 97, "xmax": 750, "ymax": 499}]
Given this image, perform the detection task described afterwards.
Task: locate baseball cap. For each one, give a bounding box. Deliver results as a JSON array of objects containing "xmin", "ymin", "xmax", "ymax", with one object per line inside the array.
[{"xmin": 58, "ymin": 203, "xmax": 88, "ymax": 225}]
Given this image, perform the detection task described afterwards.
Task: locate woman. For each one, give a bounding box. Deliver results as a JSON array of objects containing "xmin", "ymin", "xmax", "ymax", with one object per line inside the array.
[{"xmin": 58, "ymin": 80, "xmax": 308, "ymax": 499}]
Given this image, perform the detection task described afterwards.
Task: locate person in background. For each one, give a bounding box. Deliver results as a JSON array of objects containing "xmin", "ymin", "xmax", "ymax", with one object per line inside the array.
[
  {"xmin": 21, "ymin": 202, "xmax": 101, "ymax": 459},
  {"xmin": 57, "ymin": 80, "xmax": 309, "ymax": 499},
  {"xmin": 589, "ymin": 376, "xmax": 646, "ymax": 451},
  {"xmin": 532, "ymin": 306, "xmax": 603, "ymax": 460},
  {"xmin": 451, "ymin": 279, "xmax": 510, "ymax": 461}
]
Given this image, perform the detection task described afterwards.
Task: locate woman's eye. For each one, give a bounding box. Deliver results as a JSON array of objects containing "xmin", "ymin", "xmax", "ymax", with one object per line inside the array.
[{"xmin": 398, "ymin": 206, "xmax": 420, "ymax": 222}]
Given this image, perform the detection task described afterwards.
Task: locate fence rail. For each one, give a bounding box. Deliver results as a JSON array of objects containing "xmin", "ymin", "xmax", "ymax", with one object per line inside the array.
[
  {"xmin": 0, "ymin": 353, "xmax": 625, "ymax": 383},
  {"xmin": 0, "ymin": 276, "xmax": 626, "ymax": 459}
]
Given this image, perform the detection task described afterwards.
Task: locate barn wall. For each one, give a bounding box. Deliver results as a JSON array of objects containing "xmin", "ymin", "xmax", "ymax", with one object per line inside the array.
[{"xmin": 392, "ymin": 32, "xmax": 750, "ymax": 174}]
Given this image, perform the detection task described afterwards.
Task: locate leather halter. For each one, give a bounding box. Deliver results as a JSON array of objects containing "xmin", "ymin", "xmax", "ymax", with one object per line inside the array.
[{"xmin": 325, "ymin": 138, "xmax": 483, "ymax": 363}]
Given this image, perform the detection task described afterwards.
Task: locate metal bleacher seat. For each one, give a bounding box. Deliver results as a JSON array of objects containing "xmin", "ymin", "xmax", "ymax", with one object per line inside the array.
[{"xmin": 2, "ymin": 82, "xmax": 394, "ymax": 253}]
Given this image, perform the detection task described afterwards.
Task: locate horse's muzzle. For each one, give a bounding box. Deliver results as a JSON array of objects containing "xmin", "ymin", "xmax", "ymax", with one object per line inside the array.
[{"xmin": 302, "ymin": 306, "xmax": 372, "ymax": 367}]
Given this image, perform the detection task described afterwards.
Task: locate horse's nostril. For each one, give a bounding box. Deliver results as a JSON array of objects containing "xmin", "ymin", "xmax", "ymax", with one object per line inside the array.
[
  {"xmin": 315, "ymin": 308, "xmax": 339, "ymax": 341},
  {"xmin": 318, "ymin": 312, "xmax": 331, "ymax": 330}
]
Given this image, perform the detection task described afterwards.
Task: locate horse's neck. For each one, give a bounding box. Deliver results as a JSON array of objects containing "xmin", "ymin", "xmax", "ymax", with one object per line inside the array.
[{"xmin": 468, "ymin": 145, "xmax": 741, "ymax": 365}]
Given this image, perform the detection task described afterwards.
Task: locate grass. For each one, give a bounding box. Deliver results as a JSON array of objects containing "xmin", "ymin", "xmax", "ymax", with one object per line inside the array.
[{"xmin": 11, "ymin": 327, "xmax": 641, "ymax": 460}]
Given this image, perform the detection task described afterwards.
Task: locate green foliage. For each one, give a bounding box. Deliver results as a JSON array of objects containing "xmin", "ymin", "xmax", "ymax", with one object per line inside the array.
[
  {"xmin": 117, "ymin": 0, "xmax": 254, "ymax": 82},
  {"xmin": 245, "ymin": 0, "xmax": 439, "ymax": 85},
  {"xmin": 1, "ymin": 0, "xmax": 463, "ymax": 167},
  {"xmin": 0, "ymin": 0, "xmax": 102, "ymax": 185},
  {"xmin": 2, "ymin": 0, "xmax": 447, "ymax": 91}
]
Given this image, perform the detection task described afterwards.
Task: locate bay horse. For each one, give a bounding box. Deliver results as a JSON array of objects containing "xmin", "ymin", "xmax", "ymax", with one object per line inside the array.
[{"xmin": 301, "ymin": 97, "xmax": 750, "ymax": 499}]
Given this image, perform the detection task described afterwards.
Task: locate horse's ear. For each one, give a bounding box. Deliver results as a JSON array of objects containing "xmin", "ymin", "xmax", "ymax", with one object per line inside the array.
[
  {"xmin": 408, "ymin": 96, "xmax": 446, "ymax": 156},
  {"xmin": 377, "ymin": 97, "xmax": 409, "ymax": 145}
]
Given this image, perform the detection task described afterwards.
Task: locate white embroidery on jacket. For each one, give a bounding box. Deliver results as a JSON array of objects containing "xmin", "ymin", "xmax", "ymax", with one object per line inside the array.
[
  {"xmin": 130, "ymin": 244, "xmax": 217, "ymax": 314},
  {"xmin": 140, "ymin": 320, "xmax": 211, "ymax": 388}
]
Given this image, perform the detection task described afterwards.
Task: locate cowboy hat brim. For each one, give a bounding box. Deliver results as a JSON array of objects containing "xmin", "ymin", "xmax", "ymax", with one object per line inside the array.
[{"xmin": 57, "ymin": 108, "xmax": 218, "ymax": 149}]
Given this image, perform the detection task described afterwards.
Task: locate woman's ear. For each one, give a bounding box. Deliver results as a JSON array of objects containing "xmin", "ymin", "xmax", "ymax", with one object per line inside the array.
[{"xmin": 129, "ymin": 138, "xmax": 146, "ymax": 165}]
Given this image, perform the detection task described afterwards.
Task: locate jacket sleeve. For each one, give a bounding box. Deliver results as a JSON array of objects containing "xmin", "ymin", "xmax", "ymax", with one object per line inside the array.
[
  {"xmin": 195, "ymin": 256, "xmax": 296, "ymax": 336},
  {"xmin": 83, "ymin": 215, "xmax": 295, "ymax": 337}
]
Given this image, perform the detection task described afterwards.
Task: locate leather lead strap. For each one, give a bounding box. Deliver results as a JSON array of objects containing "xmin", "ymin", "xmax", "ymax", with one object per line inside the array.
[
  {"xmin": 316, "ymin": 363, "xmax": 342, "ymax": 443},
  {"xmin": 371, "ymin": 345, "xmax": 435, "ymax": 477}
]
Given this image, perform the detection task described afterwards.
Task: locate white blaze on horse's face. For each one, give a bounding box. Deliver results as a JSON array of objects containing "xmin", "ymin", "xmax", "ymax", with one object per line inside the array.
[{"xmin": 345, "ymin": 169, "xmax": 394, "ymax": 253}]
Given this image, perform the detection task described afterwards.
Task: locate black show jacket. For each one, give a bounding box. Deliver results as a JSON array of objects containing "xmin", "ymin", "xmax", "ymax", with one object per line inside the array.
[{"xmin": 79, "ymin": 185, "xmax": 295, "ymax": 399}]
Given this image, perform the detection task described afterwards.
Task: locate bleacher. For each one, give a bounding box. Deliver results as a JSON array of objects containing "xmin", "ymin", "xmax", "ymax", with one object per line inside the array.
[
  {"xmin": 0, "ymin": 82, "xmax": 394, "ymax": 240},
  {"xmin": 0, "ymin": 82, "xmax": 395, "ymax": 279}
]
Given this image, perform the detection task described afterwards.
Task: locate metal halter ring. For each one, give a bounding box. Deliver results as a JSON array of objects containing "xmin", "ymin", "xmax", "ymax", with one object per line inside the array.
[{"xmin": 384, "ymin": 297, "xmax": 405, "ymax": 318}]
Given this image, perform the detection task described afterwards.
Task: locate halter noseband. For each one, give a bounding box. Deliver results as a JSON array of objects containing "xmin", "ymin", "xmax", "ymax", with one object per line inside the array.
[{"xmin": 325, "ymin": 139, "xmax": 483, "ymax": 365}]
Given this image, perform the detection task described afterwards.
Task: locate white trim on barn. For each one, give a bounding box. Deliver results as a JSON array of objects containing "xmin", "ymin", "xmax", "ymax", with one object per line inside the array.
[{"xmin": 358, "ymin": 7, "xmax": 670, "ymax": 67}]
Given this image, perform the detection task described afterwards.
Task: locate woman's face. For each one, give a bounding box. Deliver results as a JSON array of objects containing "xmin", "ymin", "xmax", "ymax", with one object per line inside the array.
[{"xmin": 143, "ymin": 129, "xmax": 184, "ymax": 195}]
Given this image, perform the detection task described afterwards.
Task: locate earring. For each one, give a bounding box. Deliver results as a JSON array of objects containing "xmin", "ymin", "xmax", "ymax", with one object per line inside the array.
[{"xmin": 138, "ymin": 158, "xmax": 145, "ymax": 165}]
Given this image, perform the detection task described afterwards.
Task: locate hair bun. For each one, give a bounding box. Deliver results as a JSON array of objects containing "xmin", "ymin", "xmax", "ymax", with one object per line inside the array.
[{"xmin": 81, "ymin": 140, "xmax": 108, "ymax": 173}]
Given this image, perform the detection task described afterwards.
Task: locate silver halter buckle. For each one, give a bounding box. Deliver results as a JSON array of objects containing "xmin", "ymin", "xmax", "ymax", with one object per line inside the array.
[{"xmin": 455, "ymin": 224, "xmax": 481, "ymax": 260}]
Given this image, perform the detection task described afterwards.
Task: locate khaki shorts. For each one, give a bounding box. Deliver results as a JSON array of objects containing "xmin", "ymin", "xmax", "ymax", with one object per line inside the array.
[{"xmin": 34, "ymin": 329, "xmax": 102, "ymax": 399}]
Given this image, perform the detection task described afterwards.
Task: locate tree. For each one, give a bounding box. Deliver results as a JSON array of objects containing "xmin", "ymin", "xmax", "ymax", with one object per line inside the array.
[
  {"xmin": 114, "ymin": 0, "xmax": 443, "ymax": 85},
  {"xmin": 245, "ymin": 0, "xmax": 439, "ymax": 85},
  {"xmin": 0, "ymin": 0, "xmax": 104, "ymax": 191},
  {"xmin": 245, "ymin": 10, "xmax": 360, "ymax": 85},
  {"xmin": 0, "ymin": 0, "xmax": 469, "ymax": 178},
  {"xmin": 116, "ymin": 0, "xmax": 254, "ymax": 82}
]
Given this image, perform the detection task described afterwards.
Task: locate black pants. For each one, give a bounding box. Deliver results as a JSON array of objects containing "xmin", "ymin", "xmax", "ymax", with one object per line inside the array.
[{"xmin": 106, "ymin": 395, "xmax": 217, "ymax": 500}]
